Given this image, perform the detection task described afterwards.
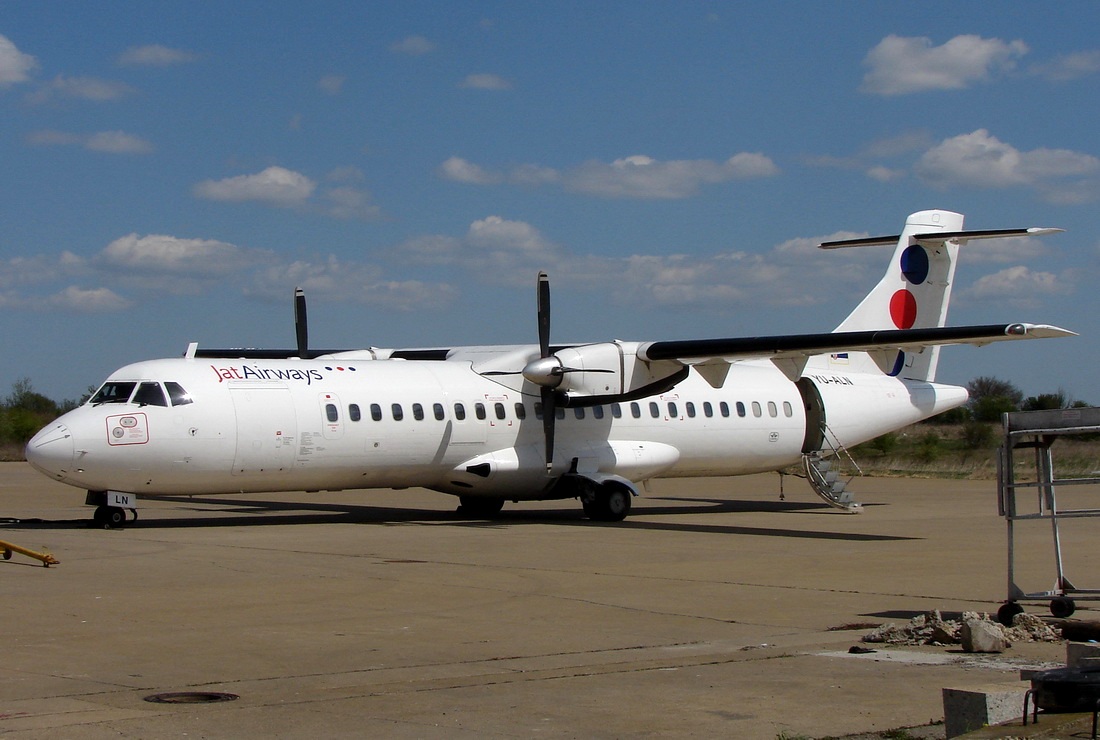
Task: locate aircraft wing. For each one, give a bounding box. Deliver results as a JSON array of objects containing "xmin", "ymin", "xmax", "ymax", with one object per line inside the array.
[{"xmin": 636, "ymin": 323, "xmax": 1075, "ymax": 364}]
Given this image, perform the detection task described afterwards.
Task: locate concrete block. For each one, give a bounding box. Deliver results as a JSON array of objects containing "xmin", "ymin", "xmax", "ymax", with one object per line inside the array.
[
  {"xmin": 942, "ymin": 684, "xmax": 1028, "ymax": 739},
  {"xmin": 1067, "ymin": 641, "xmax": 1100, "ymax": 667}
]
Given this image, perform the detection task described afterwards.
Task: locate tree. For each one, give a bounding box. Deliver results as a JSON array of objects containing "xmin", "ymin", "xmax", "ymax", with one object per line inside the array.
[
  {"xmin": 967, "ymin": 376, "xmax": 1024, "ymax": 422},
  {"xmin": 1022, "ymin": 390, "xmax": 1068, "ymax": 411}
]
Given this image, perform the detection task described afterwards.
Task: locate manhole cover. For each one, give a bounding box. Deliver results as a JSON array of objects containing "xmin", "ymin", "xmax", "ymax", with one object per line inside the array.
[{"xmin": 144, "ymin": 691, "xmax": 239, "ymax": 704}]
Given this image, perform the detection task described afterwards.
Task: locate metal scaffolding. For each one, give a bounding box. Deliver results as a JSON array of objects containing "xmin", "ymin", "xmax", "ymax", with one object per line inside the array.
[{"xmin": 997, "ymin": 407, "xmax": 1100, "ymax": 624}]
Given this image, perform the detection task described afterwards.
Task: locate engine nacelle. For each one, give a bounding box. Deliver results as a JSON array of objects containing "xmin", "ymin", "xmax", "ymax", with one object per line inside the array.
[{"xmin": 553, "ymin": 341, "xmax": 687, "ymax": 406}]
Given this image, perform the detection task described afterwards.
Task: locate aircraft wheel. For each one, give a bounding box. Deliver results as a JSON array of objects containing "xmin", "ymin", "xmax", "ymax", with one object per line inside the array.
[
  {"xmin": 1050, "ymin": 596, "xmax": 1076, "ymax": 619},
  {"xmin": 94, "ymin": 505, "xmax": 126, "ymax": 529},
  {"xmin": 2, "ymin": 549, "xmax": 11, "ymax": 560},
  {"xmin": 586, "ymin": 486, "xmax": 631, "ymax": 522},
  {"xmin": 457, "ymin": 496, "xmax": 505, "ymax": 518},
  {"xmin": 996, "ymin": 601, "xmax": 1024, "ymax": 626}
]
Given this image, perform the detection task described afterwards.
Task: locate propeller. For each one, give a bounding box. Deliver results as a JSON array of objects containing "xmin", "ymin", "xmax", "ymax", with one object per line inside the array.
[
  {"xmin": 294, "ymin": 287, "xmax": 308, "ymax": 359},
  {"xmin": 534, "ymin": 272, "xmax": 556, "ymax": 474}
]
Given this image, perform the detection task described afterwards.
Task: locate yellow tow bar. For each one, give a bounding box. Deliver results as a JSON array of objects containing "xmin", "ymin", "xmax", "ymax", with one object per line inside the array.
[{"xmin": 0, "ymin": 539, "xmax": 59, "ymax": 567}]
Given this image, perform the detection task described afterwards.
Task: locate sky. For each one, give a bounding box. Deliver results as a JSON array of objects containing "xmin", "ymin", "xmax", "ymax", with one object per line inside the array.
[{"xmin": 1, "ymin": 2, "xmax": 1098, "ymax": 405}]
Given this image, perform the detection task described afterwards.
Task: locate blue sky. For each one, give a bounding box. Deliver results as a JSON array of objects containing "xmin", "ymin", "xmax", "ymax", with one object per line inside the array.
[{"xmin": 1, "ymin": 2, "xmax": 1098, "ymax": 404}]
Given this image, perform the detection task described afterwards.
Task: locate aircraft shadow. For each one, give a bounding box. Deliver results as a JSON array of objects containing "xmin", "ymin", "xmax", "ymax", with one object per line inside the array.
[{"xmin": 1, "ymin": 494, "xmax": 914, "ymax": 542}]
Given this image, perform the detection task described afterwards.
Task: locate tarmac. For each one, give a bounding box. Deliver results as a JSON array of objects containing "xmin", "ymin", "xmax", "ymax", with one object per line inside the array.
[{"xmin": 1, "ymin": 462, "xmax": 1089, "ymax": 739}]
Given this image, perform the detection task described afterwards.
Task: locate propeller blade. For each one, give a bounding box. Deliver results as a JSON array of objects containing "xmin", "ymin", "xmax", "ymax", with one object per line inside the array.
[
  {"xmin": 537, "ymin": 271, "xmax": 551, "ymax": 359},
  {"xmin": 541, "ymin": 387, "xmax": 556, "ymax": 474},
  {"xmin": 294, "ymin": 287, "xmax": 309, "ymax": 358}
]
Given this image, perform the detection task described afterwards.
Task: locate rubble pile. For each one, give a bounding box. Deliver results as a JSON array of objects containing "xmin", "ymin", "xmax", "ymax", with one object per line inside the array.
[{"xmin": 861, "ymin": 610, "xmax": 1061, "ymax": 651}]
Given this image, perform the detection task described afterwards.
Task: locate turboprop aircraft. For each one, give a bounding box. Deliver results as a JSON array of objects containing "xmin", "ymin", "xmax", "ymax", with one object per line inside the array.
[{"xmin": 25, "ymin": 210, "xmax": 1073, "ymax": 527}]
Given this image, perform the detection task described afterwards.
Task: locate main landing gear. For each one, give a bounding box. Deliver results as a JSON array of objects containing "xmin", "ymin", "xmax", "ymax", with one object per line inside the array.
[{"xmin": 580, "ymin": 482, "xmax": 632, "ymax": 522}]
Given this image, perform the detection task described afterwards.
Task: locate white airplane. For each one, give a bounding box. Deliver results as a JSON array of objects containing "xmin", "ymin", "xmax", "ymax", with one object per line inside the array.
[{"xmin": 26, "ymin": 210, "xmax": 1072, "ymax": 527}]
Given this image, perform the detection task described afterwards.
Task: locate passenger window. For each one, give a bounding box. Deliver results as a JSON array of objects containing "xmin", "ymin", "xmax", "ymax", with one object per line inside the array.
[
  {"xmin": 475, "ymin": 403, "xmax": 486, "ymax": 420},
  {"xmin": 514, "ymin": 402, "xmax": 526, "ymax": 420},
  {"xmin": 783, "ymin": 401, "xmax": 793, "ymax": 417},
  {"xmin": 90, "ymin": 381, "xmax": 137, "ymax": 405},
  {"xmin": 413, "ymin": 403, "xmax": 425, "ymax": 421},
  {"xmin": 349, "ymin": 404, "xmax": 361, "ymax": 422},
  {"xmin": 686, "ymin": 402, "xmax": 696, "ymax": 418},
  {"xmin": 392, "ymin": 404, "xmax": 404, "ymax": 421},
  {"xmin": 534, "ymin": 402, "xmax": 543, "ymax": 420},
  {"xmin": 668, "ymin": 402, "xmax": 678, "ymax": 418},
  {"xmin": 649, "ymin": 402, "xmax": 660, "ymax": 418},
  {"xmin": 433, "ymin": 403, "xmax": 445, "ymax": 421},
  {"xmin": 630, "ymin": 402, "xmax": 641, "ymax": 419},
  {"xmin": 555, "ymin": 406, "xmax": 565, "ymax": 420},
  {"xmin": 574, "ymin": 407, "xmax": 585, "ymax": 420},
  {"xmin": 703, "ymin": 402, "xmax": 713, "ymax": 418},
  {"xmin": 370, "ymin": 403, "xmax": 383, "ymax": 421},
  {"xmin": 494, "ymin": 402, "xmax": 506, "ymax": 420},
  {"xmin": 720, "ymin": 401, "xmax": 730, "ymax": 418},
  {"xmin": 593, "ymin": 406, "xmax": 604, "ymax": 420},
  {"xmin": 752, "ymin": 401, "xmax": 762, "ymax": 418},
  {"xmin": 611, "ymin": 403, "xmax": 622, "ymax": 419},
  {"xmin": 736, "ymin": 402, "xmax": 746, "ymax": 418},
  {"xmin": 133, "ymin": 382, "xmax": 168, "ymax": 407},
  {"xmin": 454, "ymin": 403, "xmax": 466, "ymax": 421},
  {"xmin": 165, "ymin": 382, "xmax": 193, "ymax": 406},
  {"xmin": 768, "ymin": 401, "xmax": 778, "ymax": 418},
  {"xmin": 326, "ymin": 403, "xmax": 339, "ymax": 423}
]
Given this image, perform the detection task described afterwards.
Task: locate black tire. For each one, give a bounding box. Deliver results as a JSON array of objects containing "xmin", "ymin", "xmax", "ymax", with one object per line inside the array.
[
  {"xmin": 996, "ymin": 601, "xmax": 1024, "ymax": 626},
  {"xmin": 94, "ymin": 505, "xmax": 126, "ymax": 528},
  {"xmin": 457, "ymin": 496, "xmax": 505, "ymax": 518},
  {"xmin": 585, "ymin": 486, "xmax": 631, "ymax": 522},
  {"xmin": 1050, "ymin": 596, "xmax": 1076, "ymax": 619}
]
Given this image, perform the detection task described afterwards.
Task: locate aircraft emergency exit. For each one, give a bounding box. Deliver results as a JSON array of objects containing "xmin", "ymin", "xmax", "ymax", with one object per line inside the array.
[{"xmin": 25, "ymin": 210, "xmax": 1073, "ymax": 526}]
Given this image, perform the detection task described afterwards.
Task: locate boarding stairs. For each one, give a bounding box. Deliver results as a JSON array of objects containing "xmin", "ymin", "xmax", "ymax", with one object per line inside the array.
[{"xmin": 801, "ymin": 425, "xmax": 863, "ymax": 512}]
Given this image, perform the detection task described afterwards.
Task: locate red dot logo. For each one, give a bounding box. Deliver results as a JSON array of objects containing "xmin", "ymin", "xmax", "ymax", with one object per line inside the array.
[{"xmin": 889, "ymin": 289, "xmax": 917, "ymax": 329}]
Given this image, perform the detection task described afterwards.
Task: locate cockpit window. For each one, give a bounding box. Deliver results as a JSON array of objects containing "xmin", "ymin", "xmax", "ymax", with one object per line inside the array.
[
  {"xmin": 133, "ymin": 382, "xmax": 168, "ymax": 407},
  {"xmin": 165, "ymin": 382, "xmax": 193, "ymax": 406},
  {"xmin": 90, "ymin": 381, "xmax": 137, "ymax": 405}
]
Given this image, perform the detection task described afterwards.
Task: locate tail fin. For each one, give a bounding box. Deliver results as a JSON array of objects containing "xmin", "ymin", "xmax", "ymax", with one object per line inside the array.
[
  {"xmin": 826, "ymin": 209, "xmax": 964, "ymax": 381},
  {"xmin": 816, "ymin": 209, "xmax": 1063, "ymax": 381}
]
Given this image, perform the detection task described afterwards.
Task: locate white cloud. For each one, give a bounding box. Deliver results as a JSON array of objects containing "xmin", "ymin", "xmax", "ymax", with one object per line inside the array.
[
  {"xmin": 866, "ymin": 165, "xmax": 906, "ymax": 182},
  {"xmin": 565, "ymin": 153, "xmax": 779, "ymax": 199},
  {"xmin": 29, "ymin": 75, "xmax": 135, "ymax": 103},
  {"xmin": 27, "ymin": 129, "xmax": 153, "ymax": 154},
  {"xmin": 248, "ymin": 256, "xmax": 456, "ymax": 310},
  {"xmin": 0, "ymin": 34, "xmax": 37, "ymax": 86},
  {"xmin": 1030, "ymin": 50, "xmax": 1100, "ymax": 82},
  {"xmin": 439, "ymin": 156, "xmax": 503, "ymax": 184},
  {"xmin": 916, "ymin": 129, "xmax": 1100, "ymax": 192},
  {"xmin": 460, "ymin": 73, "xmax": 512, "ymax": 90},
  {"xmin": 318, "ymin": 75, "xmax": 345, "ymax": 95},
  {"xmin": 861, "ymin": 34, "xmax": 1028, "ymax": 95},
  {"xmin": 322, "ymin": 187, "xmax": 382, "ymax": 220},
  {"xmin": 85, "ymin": 130, "xmax": 154, "ymax": 154},
  {"xmin": 194, "ymin": 166, "xmax": 317, "ymax": 205},
  {"xmin": 442, "ymin": 153, "xmax": 778, "ymax": 199},
  {"xmin": 965, "ymin": 266, "xmax": 1062, "ymax": 307},
  {"xmin": 117, "ymin": 44, "xmax": 197, "ymax": 66},
  {"xmin": 47, "ymin": 286, "xmax": 131, "ymax": 312},
  {"xmin": 101, "ymin": 234, "xmax": 252, "ymax": 276},
  {"xmin": 390, "ymin": 35, "xmax": 436, "ymax": 56}
]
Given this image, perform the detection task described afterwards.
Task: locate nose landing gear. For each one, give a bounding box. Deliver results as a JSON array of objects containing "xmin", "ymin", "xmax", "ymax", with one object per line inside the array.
[{"xmin": 86, "ymin": 491, "xmax": 138, "ymax": 529}]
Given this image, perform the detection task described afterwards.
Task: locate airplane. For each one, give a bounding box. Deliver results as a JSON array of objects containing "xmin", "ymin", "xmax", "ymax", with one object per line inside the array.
[{"xmin": 25, "ymin": 209, "xmax": 1073, "ymax": 528}]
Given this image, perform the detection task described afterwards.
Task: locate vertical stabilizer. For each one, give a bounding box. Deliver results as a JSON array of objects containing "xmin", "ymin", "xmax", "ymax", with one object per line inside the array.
[{"xmin": 830, "ymin": 209, "xmax": 963, "ymax": 381}]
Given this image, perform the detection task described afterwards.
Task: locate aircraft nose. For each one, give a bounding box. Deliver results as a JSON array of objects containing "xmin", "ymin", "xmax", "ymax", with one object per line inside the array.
[{"xmin": 25, "ymin": 423, "xmax": 75, "ymax": 480}]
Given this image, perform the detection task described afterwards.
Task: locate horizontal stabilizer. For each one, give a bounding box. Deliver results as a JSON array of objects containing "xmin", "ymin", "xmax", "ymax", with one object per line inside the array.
[{"xmin": 820, "ymin": 227, "xmax": 1063, "ymax": 250}]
